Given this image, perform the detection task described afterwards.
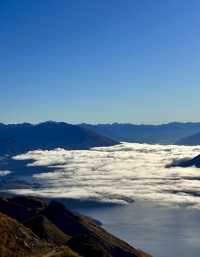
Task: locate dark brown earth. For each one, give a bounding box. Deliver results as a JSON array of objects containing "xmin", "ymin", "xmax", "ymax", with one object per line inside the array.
[{"xmin": 0, "ymin": 196, "xmax": 154, "ymax": 257}]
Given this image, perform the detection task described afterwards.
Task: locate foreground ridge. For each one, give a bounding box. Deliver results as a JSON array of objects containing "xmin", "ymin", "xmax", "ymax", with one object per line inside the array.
[{"xmin": 0, "ymin": 196, "xmax": 154, "ymax": 257}]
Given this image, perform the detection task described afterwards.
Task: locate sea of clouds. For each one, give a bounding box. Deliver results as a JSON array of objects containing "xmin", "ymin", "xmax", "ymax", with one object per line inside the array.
[
  {"xmin": 9, "ymin": 142, "xmax": 200, "ymax": 208},
  {"xmin": 0, "ymin": 170, "xmax": 11, "ymax": 176}
]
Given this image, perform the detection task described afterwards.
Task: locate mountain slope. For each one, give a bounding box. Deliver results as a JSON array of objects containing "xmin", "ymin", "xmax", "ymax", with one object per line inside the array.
[
  {"xmin": 41, "ymin": 200, "xmax": 153, "ymax": 257},
  {"xmin": 0, "ymin": 212, "xmax": 79, "ymax": 257},
  {"xmin": 24, "ymin": 215, "xmax": 70, "ymax": 245},
  {"xmin": 0, "ymin": 204, "xmax": 81, "ymax": 257},
  {"xmin": 168, "ymin": 154, "xmax": 200, "ymax": 168},
  {"xmin": 176, "ymin": 131, "xmax": 200, "ymax": 145},
  {"xmin": 0, "ymin": 196, "xmax": 154, "ymax": 257},
  {"xmin": 80, "ymin": 122, "xmax": 200, "ymax": 144},
  {"xmin": 0, "ymin": 121, "xmax": 118, "ymax": 155}
]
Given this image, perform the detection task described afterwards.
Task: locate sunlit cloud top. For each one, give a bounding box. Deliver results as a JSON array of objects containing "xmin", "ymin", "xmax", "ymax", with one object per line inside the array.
[{"xmin": 9, "ymin": 143, "xmax": 200, "ymax": 208}]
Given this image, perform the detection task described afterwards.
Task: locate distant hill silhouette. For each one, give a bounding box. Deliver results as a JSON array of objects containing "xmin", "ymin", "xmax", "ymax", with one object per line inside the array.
[
  {"xmin": 176, "ymin": 131, "xmax": 200, "ymax": 145},
  {"xmin": 0, "ymin": 121, "xmax": 118, "ymax": 155},
  {"xmin": 167, "ymin": 154, "xmax": 200, "ymax": 168},
  {"xmin": 80, "ymin": 122, "xmax": 200, "ymax": 144}
]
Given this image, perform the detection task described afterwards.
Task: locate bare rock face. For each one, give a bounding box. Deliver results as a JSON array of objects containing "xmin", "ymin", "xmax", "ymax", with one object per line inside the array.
[{"xmin": 0, "ymin": 196, "xmax": 154, "ymax": 257}]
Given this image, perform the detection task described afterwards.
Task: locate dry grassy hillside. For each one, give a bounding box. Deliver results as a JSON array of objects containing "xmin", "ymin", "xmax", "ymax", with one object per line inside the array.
[{"xmin": 0, "ymin": 196, "xmax": 154, "ymax": 257}]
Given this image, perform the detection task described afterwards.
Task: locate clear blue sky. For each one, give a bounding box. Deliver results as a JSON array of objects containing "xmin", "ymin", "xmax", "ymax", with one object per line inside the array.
[{"xmin": 1, "ymin": 0, "xmax": 200, "ymax": 124}]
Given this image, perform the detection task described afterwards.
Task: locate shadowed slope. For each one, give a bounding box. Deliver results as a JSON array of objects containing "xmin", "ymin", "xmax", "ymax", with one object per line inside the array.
[
  {"xmin": 0, "ymin": 212, "xmax": 48, "ymax": 257},
  {"xmin": 0, "ymin": 212, "xmax": 81, "ymax": 257},
  {"xmin": 42, "ymin": 200, "xmax": 154, "ymax": 257},
  {"xmin": 24, "ymin": 215, "xmax": 70, "ymax": 245},
  {"xmin": 80, "ymin": 122, "xmax": 200, "ymax": 144},
  {"xmin": 176, "ymin": 131, "xmax": 200, "ymax": 145},
  {"xmin": 0, "ymin": 196, "xmax": 154, "ymax": 257},
  {"xmin": 0, "ymin": 121, "xmax": 118, "ymax": 155},
  {"xmin": 168, "ymin": 154, "xmax": 200, "ymax": 168}
]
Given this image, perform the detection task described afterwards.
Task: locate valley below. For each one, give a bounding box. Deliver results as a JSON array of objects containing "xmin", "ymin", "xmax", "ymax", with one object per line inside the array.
[
  {"xmin": 78, "ymin": 200, "xmax": 200, "ymax": 257},
  {"xmin": 1, "ymin": 142, "xmax": 200, "ymax": 257}
]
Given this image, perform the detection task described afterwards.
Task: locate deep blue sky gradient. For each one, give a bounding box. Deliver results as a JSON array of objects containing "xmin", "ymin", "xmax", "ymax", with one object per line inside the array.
[{"xmin": 1, "ymin": 0, "xmax": 200, "ymax": 124}]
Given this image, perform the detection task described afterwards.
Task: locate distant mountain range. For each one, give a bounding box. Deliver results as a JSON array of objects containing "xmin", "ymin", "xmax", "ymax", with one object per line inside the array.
[
  {"xmin": 0, "ymin": 121, "xmax": 118, "ymax": 155},
  {"xmin": 1, "ymin": 121, "xmax": 200, "ymax": 156},
  {"xmin": 79, "ymin": 122, "xmax": 200, "ymax": 144}
]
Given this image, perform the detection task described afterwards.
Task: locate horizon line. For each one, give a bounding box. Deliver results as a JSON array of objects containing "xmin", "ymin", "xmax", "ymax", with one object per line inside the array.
[{"xmin": 1, "ymin": 120, "xmax": 200, "ymax": 126}]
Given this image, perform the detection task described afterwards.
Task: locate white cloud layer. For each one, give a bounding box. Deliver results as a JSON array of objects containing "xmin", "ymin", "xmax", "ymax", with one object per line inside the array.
[
  {"xmin": 0, "ymin": 170, "xmax": 11, "ymax": 176},
  {"xmin": 11, "ymin": 143, "xmax": 200, "ymax": 207}
]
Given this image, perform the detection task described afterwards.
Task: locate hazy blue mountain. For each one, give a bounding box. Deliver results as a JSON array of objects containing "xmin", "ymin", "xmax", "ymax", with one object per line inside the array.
[
  {"xmin": 168, "ymin": 154, "xmax": 200, "ymax": 168},
  {"xmin": 0, "ymin": 121, "xmax": 118, "ymax": 155},
  {"xmin": 79, "ymin": 122, "xmax": 200, "ymax": 144},
  {"xmin": 176, "ymin": 131, "xmax": 200, "ymax": 146}
]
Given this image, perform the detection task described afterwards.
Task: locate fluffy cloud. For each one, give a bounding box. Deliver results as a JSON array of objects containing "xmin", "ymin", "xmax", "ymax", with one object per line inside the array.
[
  {"xmin": 0, "ymin": 170, "xmax": 11, "ymax": 176},
  {"xmin": 11, "ymin": 143, "xmax": 200, "ymax": 207}
]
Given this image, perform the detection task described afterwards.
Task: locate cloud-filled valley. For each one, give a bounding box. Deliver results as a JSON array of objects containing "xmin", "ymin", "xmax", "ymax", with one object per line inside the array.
[
  {"xmin": 0, "ymin": 170, "xmax": 11, "ymax": 176},
  {"xmin": 3, "ymin": 143, "xmax": 200, "ymax": 208}
]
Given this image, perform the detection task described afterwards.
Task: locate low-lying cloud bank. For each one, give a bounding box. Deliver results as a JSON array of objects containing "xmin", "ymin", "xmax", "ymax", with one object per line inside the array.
[
  {"xmin": 0, "ymin": 170, "xmax": 11, "ymax": 176},
  {"xmin": 10, "ymin": 143, "xmax": 200, "ymax": 208}
]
